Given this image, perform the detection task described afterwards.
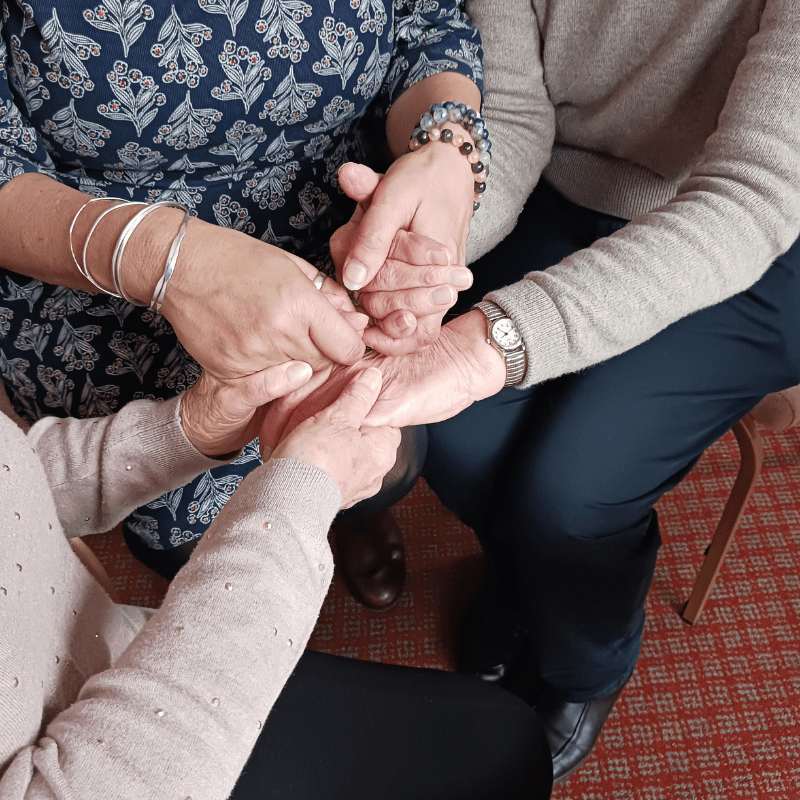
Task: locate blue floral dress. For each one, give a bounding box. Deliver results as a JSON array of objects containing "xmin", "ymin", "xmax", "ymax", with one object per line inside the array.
[{"xmin": 0, "ymin": 0, "xmax": 482, "ymax": 549}]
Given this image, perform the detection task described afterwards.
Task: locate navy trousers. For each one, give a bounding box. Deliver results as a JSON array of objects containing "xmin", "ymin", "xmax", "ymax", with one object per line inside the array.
[{"xmin": 423, "ymin": 181, "xmax": 800, "ymax": 702}]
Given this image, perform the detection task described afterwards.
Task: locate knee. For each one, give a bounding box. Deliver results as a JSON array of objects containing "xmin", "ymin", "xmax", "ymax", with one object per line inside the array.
[{"xmin": 511, "ymin": 446, "xmax": 651, "ymax": 545}]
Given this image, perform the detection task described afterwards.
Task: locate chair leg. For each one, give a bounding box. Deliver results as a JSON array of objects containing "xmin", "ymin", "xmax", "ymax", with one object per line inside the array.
[{"xmin": 681, "ymin": 415, "xmax": 763, "ymax": 624}]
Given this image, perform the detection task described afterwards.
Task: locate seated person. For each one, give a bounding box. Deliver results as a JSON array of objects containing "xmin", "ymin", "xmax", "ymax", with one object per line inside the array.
[
  {"xmin": 280, "ymin": 0, "xmax": 800, "ymax": 785},
  {"xmin": 0, "ymin": 0, "xmax": 482, "ymax": 607},
  {"xmin": 0, "ymin": 362, "xmax": 552, "ymax": 799}
]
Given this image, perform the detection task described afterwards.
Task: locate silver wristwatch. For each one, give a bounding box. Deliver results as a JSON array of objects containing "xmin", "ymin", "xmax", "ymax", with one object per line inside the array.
[{"xmin": 473, "ymin": 301, "xmax": 527, "ymax": 387}]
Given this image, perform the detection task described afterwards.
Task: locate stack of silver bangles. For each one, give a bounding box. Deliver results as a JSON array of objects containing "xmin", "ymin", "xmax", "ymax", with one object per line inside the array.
[
  {"xmin": 69, "ymin": 197, "xmax": 191, "ymax": 313},
  {"xmin": 409, "ymin": 102, "xmax": 491, "ymax": 213}
]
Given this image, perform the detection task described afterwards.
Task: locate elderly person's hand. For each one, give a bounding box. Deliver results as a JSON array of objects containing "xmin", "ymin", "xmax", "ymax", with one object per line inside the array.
[
  {"xmin": 331, "ymin": 163, "xmax": 474, "ymax": 355},
  {"xmin": 178, "ymin": 359, "xmax": 400, "ymax": 510},
  {"xmin": 179, "ymin": 359, "xmax": 315, "ymax": 457},
  {"xmin": 269, "ymin": 368, "xmax": 401, "ymax": 509},
  {"xmin": 262, "ymin": 310, "xmax": 506, "ymax": 443}
]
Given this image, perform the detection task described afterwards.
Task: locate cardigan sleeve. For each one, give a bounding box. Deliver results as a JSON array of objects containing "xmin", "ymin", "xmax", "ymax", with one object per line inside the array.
[
  {"xmin": 487, "ymin": 0, "xmax": 800, "ymax": 388},
  {"xmin": 27, "ymin": 395, "xmax": 229, "ymax": 538},
  {"xmin": 464, "ymin": 0, "xmax": 555, "ymax": 263},
  {"xmin": 379, "ymin": 1, "xmax": 484, "ymax": 111},
  {"xmin": 0, "ymin": 457, "xmax": 341, "ymax": 800}
]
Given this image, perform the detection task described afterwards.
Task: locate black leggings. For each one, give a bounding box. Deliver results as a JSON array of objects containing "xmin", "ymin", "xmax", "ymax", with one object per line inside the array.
[{"xmin": 234, "ymin": 649, "xmax": 552, "ymax": 799}]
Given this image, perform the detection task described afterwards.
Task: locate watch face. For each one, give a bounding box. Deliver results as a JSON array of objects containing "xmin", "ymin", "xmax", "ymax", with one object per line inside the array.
[{"xmin": 491, "ymin": 317, "xmax": 521, "ymax": 349}]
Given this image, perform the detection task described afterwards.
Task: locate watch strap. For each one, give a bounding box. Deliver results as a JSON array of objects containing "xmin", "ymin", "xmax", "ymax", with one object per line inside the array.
[{"xmin": 473, "ymin": 301, "xmax": 527, "ymax": 387}]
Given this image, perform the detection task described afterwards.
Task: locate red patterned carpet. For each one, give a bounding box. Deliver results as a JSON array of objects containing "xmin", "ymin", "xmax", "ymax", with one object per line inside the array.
[{"xmin": 90, "ymin": 425, "xmax": 800, "ymax": 799}]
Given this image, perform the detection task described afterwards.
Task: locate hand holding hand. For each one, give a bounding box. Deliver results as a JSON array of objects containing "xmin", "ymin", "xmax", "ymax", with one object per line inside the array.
[
  {"xmin": 158, "ymin": 219, "xmax": 367, "ymax": 381},
  {"xmin": 180, "ymin": 360, "xmax": 313, "ymax": 457},
  {"xmin": 332, "ymin": 162, "xmax": 473, "ymax": 355},
  {"xmin": 269, "ymin": 368, "xmax": 401, "ymax": 509},
  {"xmin": 263, "ymin": 310, "xmax": 507, "ymax": 439}
]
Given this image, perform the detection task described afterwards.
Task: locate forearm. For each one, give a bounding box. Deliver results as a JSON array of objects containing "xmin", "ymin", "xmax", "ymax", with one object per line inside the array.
[
  {"xmin": 386, "ymin": 72, "xmax": 481, "ymax": 159},
  {"xmin": 489, "ymin": 0, "xmax": 800, "ymax": 389},
  {"xmin": 0, "ymin": 172, "xmax": 185, "ymax": 302},
  {"xmin": 28, "ymin": 395, "xmax": 225, "ymax": 537},
  {"xmin": 13, "ymin": 460, "xmax": 340, "ymax": 800}
]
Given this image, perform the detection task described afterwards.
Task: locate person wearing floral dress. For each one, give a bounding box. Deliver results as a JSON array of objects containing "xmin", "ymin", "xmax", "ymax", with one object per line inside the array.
[{"xmin": 0, "ymin": 1, "xmax": 483, "ymax": 575}]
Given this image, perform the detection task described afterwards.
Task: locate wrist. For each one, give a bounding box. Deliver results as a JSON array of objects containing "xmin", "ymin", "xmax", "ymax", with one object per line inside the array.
[
  {"xmin": 407, "ymin": 103, "xmax": 490, "ymax": 214},
  {"xmin": 123, "ymin": 206, "xmax": 194, "ymax": 304},
  {"xmin": 178, "ymin": 384, "xmax": 243, "ymax": 460},
  {"xmin": 443, "ymin": 309, "xmax": 506, "ymax": 400}
]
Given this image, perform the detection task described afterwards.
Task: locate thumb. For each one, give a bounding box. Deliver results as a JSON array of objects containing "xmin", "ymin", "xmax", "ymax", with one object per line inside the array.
[
  {"xmin": 337, "ymin": 162, "xmax": 382, "ymax": 204},
  {"xmin": 307, "ymin": 298, "xmax": 366, "ymax": 365},
  {"xmin": 341, "ymin": 191, "xmax": 413, "ymax": 292},
  {"xmin": 329, "ymin": 367, "xmax": 383, "ymax": 426},
  {"xmin": 220, "ymin": 360, "xmax": 314, "ymax": 415}
]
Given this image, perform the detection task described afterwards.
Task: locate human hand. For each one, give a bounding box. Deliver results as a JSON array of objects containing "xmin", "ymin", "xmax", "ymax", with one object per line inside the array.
[
  {"xmin": 268, "ymin": 368, "xmax": 401, "ymax": 509},
  {"xmin": 152, "ymin": 218, "xmax": 368, "ymax": 381},
  {"xmin": 332, "ymin": 162, "xmax": 473, "ymax": 355},
  {"xmin": 179, "ymin": 360, "xmax": 313, "ymax": 458},
  {"xmin": 263, "ymin": 310, "xmax": 506, "ymax": 440}
]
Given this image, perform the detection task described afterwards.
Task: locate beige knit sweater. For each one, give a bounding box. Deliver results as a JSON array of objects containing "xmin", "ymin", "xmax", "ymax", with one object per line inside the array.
[
  {"xmin": 0, "ymin": 390, "xmax": 340, "ymax": 799},
  {"xmin": 467, "ymin": 0, "xmax": 800, "ymax": 388}
]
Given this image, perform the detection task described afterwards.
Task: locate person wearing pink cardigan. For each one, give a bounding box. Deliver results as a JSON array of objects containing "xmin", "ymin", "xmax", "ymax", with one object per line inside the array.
[{"xmin": 0, "ymin": 364, "xmax": 551, "ymax": 799}]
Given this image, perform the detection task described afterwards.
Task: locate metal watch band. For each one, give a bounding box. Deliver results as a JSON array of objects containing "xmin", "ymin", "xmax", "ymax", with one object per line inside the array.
[{"xmin": 473, "ymin": 301, "xmax": 527, "ymax": 387}]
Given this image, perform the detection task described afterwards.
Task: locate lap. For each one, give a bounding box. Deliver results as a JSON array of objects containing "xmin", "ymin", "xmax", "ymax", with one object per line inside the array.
[
  {"xmin": 235, "ymin": 649, "xmax": 552, "ymax": 800},
  {"xmin": 428, "ymin": 184, "xmax": 800, "ymax": 530}
]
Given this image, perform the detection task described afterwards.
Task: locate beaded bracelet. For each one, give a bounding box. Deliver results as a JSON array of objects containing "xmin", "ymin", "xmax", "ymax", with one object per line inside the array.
[{"xmin": 408, "ymin": 102, "xmax": 491, "ymax": 213}]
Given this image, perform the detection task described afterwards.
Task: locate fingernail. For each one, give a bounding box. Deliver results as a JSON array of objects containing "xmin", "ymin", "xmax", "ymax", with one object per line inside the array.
[
  {"xmin": 429, "ymin": 250, "xmax": 451, "ymax": 266},
  {"xmin": 399, "ymin": 311, "xmax": 415, "ymax": 330},
  {"xmin": 430, "ymin": 286, "xmax": 455, "ymax": 306},
  {"xmin": 353, "ymin": 312, "xmax": 371, "ymax": 330},
  {"xmin": 343, "ymin": 261, "xmax": 367, "ymax": 290},
  {"xmin": 286, "ymin": 362, "xmax": 312, "ymax": 388},
  {"xmin": 360, "ymin": 367, "xmax": 382, "ymax": 390},
  {"xmin": 448, "ymin": 268, "xmax": 473, "ymax": 288}
]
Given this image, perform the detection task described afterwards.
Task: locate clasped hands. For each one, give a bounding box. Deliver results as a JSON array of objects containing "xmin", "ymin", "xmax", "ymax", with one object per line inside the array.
[
  {"xmin": 257, "ymin": 156, "xmax": 507, "ymax": 446},
  {"xmin": 173, "ymin": 151, "xmax": 506, "ymax": 504}
]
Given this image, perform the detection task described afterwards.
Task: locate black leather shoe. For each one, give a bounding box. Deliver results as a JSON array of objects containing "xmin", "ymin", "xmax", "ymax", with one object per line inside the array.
[
  {"xmin": 334, "ymin": 510, "xmax": 406, "ymax": 611},
  {"xmin": 537, "ymin": 677, "xmax": 629, "ymax": 785}
]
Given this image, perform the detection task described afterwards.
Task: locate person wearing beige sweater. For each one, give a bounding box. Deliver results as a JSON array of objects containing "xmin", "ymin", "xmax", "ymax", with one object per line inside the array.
[
  {"xmin": 0, "ymin": 365, "xmax": 552, "ymax": 800},
  {"xmin": 280, "ymin": 0, "xmax": 800, "ymax": 784}
]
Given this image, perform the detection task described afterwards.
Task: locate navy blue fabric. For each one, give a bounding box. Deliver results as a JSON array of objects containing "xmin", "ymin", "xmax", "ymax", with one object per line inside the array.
[
  {"xmin": 424, "ymin": 180, "xmax": 800, "ymax": 702},
  {"xmin": 0, "ymin": 1, "xmax": 481, "ymax": 549}
]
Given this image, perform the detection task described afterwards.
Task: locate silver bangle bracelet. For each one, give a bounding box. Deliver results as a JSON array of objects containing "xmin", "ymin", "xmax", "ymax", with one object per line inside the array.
[
  {"xmin": 82, "ymin": 199, "xmax": 146, "ymax": 296},
  {"xmin": 69, "ymin": 197, "xmax": 117, "ymax": 289},
  {"xmin": 150, "ymin": 207, "xmax": 191, "ymax": 314},
  {"xmin": 111, "ymin": 200, "xmax": 189, "ymax": 306}
]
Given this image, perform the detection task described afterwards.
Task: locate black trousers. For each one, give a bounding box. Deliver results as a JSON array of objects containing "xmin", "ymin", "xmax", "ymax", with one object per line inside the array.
[
  {"xmin": 423, "ymin": 180, "xmax": 800, "ymax": 702},
  {"xmin": 233, "ymin": 649, "xmax": 552, "ymax": 799}
]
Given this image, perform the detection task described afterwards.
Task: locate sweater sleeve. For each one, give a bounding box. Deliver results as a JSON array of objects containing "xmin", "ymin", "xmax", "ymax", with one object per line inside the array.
[
  {"xmin": 380, "ymin": 1, "xmax": 483, "ymax": 110},
  {"xmin": 465, "ymin": 0, "xmax": 555, "ymax": 263},
  {"xmin": 2, "ymin": 457, "xmax": 341, "ymax": 800},
  {"xmin": 487, "ymin": 0, "xmax": 800, "ymax": 388},
  {"xmin": 27, "ymin": 396, "xmax": 228, "ymax": 538},
  {"xmin": 0, "ymin": 14, "xmax": 58, "ymax": 190}
]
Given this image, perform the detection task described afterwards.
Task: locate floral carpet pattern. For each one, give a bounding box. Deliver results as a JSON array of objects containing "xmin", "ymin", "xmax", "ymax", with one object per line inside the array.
[{"xmin": 91, "ymin": 425, "xmax": 800, "ymax": 799}]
